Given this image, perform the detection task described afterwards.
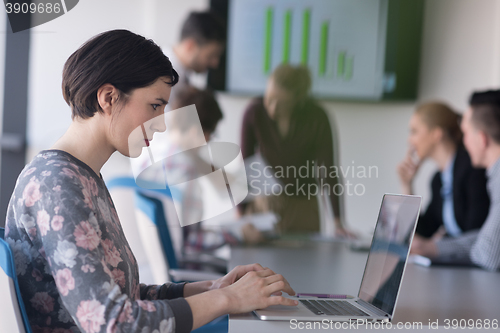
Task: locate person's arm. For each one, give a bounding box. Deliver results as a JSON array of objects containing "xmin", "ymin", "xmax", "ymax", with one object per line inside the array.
[
  {"xmin": 460, "ymin": 168, "xmax": 490, "ymax": 231},
  {"xmin": 315, "ymin": 108, "xmax": 342, "ymax": 230},
  {"xmin": 41, "ymin": 183, "xmax": 193, "ymax": 333},
  {"xmin": 139, "ymin": 282, "xmax": 187, "ymax": 300},
  {"xmin": 433, "ymin": 231, "xmax": 478, "ymax": 261},
  {"xmin": 470, "ymin": 204, "xmax": 500, "ymax": 271},
  {"xmin": 415, "ymin": 173, "xmax": 443, "ymax": 238},
  {"xmin": 240, "ymin": 100, "xmax": 258, "ymax": 160},
  {"xmin": 186, "ymin": 267, "xmax": 297, "ymax": 330}
]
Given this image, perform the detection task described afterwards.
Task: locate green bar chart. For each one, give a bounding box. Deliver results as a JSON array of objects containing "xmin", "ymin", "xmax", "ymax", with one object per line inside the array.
[
  {"xmin": 263, "ymin": 7, "xmax": 273, "ymax": 74},
  {"xmin": 228, "ymin": 0, "xmax": 386, "ymax": 99},
  {"xmin": 319, "ymin": 21, "xmax": 328, "ymax": 76},
  {"xmin": 301, "ymin": 9, "xmax": 310, "ymax": 65},
  {"xmin": 282, "ymin": 10, "xmax": 292, "ymax": 63},
  {"xmin": 262, "ymin": 7, "xmax": 354, "ymax": 80}
]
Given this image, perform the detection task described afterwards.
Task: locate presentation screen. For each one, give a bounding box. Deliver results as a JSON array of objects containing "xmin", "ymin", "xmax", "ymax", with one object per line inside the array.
[{"xmin": 226, "ymin": 0, "xmax": 389, "ymax": 100}]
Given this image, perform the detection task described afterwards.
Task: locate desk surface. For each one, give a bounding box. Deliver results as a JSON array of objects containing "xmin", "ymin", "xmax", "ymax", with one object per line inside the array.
[{"xmin": 228, "ymin": 240, "xmax": 500, "ymax": 332}]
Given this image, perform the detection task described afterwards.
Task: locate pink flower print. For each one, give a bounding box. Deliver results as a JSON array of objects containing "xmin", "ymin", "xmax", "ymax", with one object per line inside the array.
[
  {"xmin": 117, "ymin": 300, "xmax": 133, "ymax": 323},
  {"xmin": 102, "ymin": 239, "xmax": 122, "ymax": 267},
  {"xmin": 23, "ymin": 179, "xmax": 42, "ymax": 207},
  {"xmin": 30, "ymin": 292, "xmax": 55, "ymax": 314},
  {"xmin": 40, "ymin": 170, "xmax": 51, "ymax": 177},
  {"xmin": 24, "ymin": 167, "xmax": 37, "ymax": 177},
  {"xmin": 36, "ymin": 210, "xmax": 50, "ymax": 236},
  {"xmin": 54, "ymin": 206, "xmax": 60, "ymax": 214},
  {"xmin": 31, "ymin": 268, "xmax": 43, "ymax": 282},
  {"xmin": 106, "ymin": 318, "xmax": 117, "ymax": 333},
  {"xmin": 89, "ymin": 177, "xmax": 99, "ymax": 196},
  {"xmin": 76, "ymin": 300, "xmax": 106, "ymax": 333},
  {"xmin": 74, "ymin": 221, "xmax": 100, "ymax": 251},
  {"xmin": 28, "ymin": 227, "xmax": 37, "ymax": 237},
  {"xmin": 82, "ymin": 186, "xmax": 94, "ymax": 209},
  {"xmin": 53, "ymin": 185, "xmax": 61, "ymax": 192},
  {"xmin": 54, "ymin": 268, "xmax": 75, "ymax": 296},
  {"xmin": 51, "ymin": 215, "xmax": 64, "ymax": 231},
  {"xmin": 125, "ymin": 247, "xmax": 136, "ymax": 266},
  {"xmin": 101, "ymin": 259, "xmax": 113, "ymax": 279},
  {"xmin": 61, "ymin": 167, "xmax": 77, "ymax": 178},
  {"xmin": 111, "ymin": 268, "xmax": 126, "ymax": 288},
  {"xmin": 81, "ymin": 264, "xmax": 96, "ymax": 273},
  {"xmin": 137, "ymin": 300, "xmax": 156, "ymax": 312},
  {"xmin": 131, "ymin": 282, "xmax": 140, "ymax": 300}
]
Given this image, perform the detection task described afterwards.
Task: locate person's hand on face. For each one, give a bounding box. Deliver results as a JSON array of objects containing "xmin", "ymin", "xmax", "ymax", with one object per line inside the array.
[{"xmin": 397, "ymin": 148, "xmax": 421, "ymax": 194}]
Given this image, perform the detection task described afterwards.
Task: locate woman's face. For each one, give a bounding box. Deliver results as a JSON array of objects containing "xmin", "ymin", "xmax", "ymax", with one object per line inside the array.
[
  {"xmin": 111, "ymin": 77, "xmax": 171, "ymax": 158},
  {"xmin": 263, "ymin": 77, "xmax": 295, "ymax": 120},
  {"xmin": 408, "ymin": 113, "xmax": 440, "ymax": 159}
]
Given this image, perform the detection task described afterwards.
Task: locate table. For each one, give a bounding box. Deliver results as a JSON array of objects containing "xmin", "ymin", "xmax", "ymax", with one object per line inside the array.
[{"xmin": 228, "ymin": 240, "xmax": 500, "ymax": 332}]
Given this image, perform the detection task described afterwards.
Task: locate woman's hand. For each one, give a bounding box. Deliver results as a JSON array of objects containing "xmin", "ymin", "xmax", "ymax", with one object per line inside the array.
[
  {"xmin": 209, "ymin": 263, "xmax": 266, "ymax": 290},
  {"xmin": 186, "ymin": 265, "xmax": 297, "ymax": 330},
  {"xmin": 219, "ymin": 268, "xmax": 298, "ymax": 314},
  {"xmin": 397, "ymin": 149, "xmax": 421, "ymax": 195}
]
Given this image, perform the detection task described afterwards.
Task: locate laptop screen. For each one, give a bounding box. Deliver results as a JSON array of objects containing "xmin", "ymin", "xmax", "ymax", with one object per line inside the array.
[{"xmin": 358, "ymin": 194, "xmax": 421, "ymax": 316}]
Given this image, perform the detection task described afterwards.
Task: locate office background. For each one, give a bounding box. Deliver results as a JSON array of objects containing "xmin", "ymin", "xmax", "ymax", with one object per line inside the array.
[{"xmin": 0, "ymin": 0, "xmax": 499, "ymax": 234}]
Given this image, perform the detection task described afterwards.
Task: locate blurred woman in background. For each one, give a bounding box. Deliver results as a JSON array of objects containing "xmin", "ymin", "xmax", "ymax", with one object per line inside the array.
[
  {"xmin": 241, "ymin": 64, "xmax": 350, "ymax": 237},
  {"xmin": 398, "ymin": 102, "xmax": 489, "ymax": 246}
]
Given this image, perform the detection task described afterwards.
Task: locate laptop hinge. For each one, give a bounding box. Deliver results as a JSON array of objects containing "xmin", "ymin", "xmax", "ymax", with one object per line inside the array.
[{"xmin": 356, "ymin": 299, "xmax": 391, "ymax": 318}]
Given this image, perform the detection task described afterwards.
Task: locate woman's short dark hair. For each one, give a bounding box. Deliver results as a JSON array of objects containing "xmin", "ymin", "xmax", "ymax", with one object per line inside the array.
[
  {"xmin": 62, "ymin": 29, "xmax": 179, "ymax": 119},
  {"xmin": 172, "ymin": 86, "xmax": 223, "ymax": 134}
]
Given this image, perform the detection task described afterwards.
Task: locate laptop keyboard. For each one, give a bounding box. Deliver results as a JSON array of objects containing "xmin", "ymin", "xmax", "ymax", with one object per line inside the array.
[{"xmin": 299, "ymin": 300, "xmax": 370, "ymax": 316}]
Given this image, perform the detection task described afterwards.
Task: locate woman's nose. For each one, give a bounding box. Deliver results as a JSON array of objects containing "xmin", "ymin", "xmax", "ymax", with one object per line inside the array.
[{"xmin": 151, "ymin": 113, "xmax": 167, "ymax": 133}]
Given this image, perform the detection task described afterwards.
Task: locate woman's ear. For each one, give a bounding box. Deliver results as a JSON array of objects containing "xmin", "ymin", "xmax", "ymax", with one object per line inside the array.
[
  {"xmin": 432, "ymin": 127, "xmax": 444, "ymax": 143},
  {"xmin": 97, "ymin": 83, "xmax": 119, "ymax": 116}
]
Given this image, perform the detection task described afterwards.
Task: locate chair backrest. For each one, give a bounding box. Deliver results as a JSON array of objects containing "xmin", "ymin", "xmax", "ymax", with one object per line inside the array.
[
  {"xmin": 0, "ymin": 228, "xmax": 33, "ymax": 333},
  {"xmin": 135, "ymin": 191, "xmax": 179, "ymax": 269}
]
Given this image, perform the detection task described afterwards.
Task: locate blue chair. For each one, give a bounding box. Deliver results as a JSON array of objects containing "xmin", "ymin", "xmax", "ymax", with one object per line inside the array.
[
  {"xmin": 134, "ymin": 190, "xmax": 225, "ymax": 283},
  {"xmin": 0, "ymin": 227, "xmax": 33, "ymax": 333},
  {"xmin": 107, "ymin": 177, "xmax": 227, "ymax": 278},
  {"xmin": 133, "ymin": 193, "xmax": 228, "ymax": 333}
]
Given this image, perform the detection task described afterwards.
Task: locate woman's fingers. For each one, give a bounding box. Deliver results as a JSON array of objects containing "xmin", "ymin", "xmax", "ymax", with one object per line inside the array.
[
  {"xmin": 264, "ymin": 277, "xmax": 296, "ymax": 296},
  {"xmin": 267, "ymin": 295, "xmax": 299, "ymax": 307}
]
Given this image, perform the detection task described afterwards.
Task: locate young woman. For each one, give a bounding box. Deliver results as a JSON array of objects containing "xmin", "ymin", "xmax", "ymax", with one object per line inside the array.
[
  {"xmin": 240, "ymin": 64, "xmax": 350, "ymax": 237},
  {"xmin": 4, "ymin": 30, "xmax": 296, "ymax": 333},
  {"xmin": 398, "ymin": 102, "xmax": 490, "ymax": 244}
]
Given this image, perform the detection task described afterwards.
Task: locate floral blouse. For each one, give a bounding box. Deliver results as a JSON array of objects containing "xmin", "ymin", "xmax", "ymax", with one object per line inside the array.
[{"xmin": 4, "ymin": 150, "xmax": 193, "ymax": 333}]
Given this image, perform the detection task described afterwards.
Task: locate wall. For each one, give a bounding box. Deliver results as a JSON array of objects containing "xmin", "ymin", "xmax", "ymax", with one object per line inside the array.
[
  {"xmin": 25, "ymin": 0, "xmax": 500, "ymax": 235},
  {"xmin": 0, "ymin": 12, "xmax": 8, "ymax": 187}
]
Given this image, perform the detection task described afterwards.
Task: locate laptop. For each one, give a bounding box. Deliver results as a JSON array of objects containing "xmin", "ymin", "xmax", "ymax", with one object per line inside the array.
[{"xmin": 254, "ymin": 194, "xmax": 422, "ymax": 323}]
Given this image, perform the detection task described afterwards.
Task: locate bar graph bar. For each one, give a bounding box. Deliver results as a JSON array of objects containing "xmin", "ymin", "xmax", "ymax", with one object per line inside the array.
[
  {"xmin": 345, "ymin": 56, "xmax": 354, "ymax": 80},
  {"xmin": 282, "ymin": 10, "xmax": 292, "ymax": 63},
  {"xmin": 337, "ymin": 51, "xmax": 345, "ymax": 77},
  {"xmin": 261, "ymin": 6, "xmax": 354, "ymax": 81},
  {"xmin": 301, "ymin": 9, "xmax": 310, "ymax": 65},
  {"xmin": 263, "ymin": 7, "xmax": 274, "ymax": 74},
  {"xmin": 319, "ymin": 21, "xmax": 328, "ymax": 76}
]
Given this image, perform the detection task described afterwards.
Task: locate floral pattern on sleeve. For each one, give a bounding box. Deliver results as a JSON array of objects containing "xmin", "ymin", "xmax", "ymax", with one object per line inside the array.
[{"xmin": 5, "ymin": 150, "xmax": 192, "ymax": 333}]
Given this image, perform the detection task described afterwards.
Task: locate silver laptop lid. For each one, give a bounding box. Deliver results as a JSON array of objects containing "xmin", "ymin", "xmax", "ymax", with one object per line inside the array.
[{"xmin": 358, "ymin": 194, "xmax": 421, "ymax": 317}]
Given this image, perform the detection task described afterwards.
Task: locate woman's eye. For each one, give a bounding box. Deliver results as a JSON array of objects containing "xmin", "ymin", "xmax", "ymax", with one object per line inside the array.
[{"xmin": 152, "ymin": 104, "xmax": 161, "ymax": 110}]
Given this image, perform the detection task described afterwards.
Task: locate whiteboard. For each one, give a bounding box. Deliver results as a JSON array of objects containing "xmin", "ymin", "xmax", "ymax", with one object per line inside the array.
[{"xmin": 227, "ymin": 0, "xmax": 388, "ymax": 100}]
